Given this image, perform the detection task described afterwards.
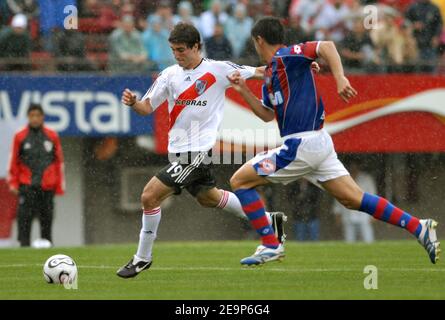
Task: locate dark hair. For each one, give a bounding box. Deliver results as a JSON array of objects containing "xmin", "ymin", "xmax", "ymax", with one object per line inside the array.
[
  {"xmin": 251, "ymin": 17, "xmax": 284, "ymax": 45},
  {"xmin": 168, "ymin": 22, "xmax": 202, "ymax": 50},
  {"xmin": 27, "ymin": 103, "xmax": 44, "ymax": 115}
]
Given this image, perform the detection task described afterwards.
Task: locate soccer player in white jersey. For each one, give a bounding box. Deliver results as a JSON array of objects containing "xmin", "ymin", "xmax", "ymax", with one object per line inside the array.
[{"xmin": 116, "ymin": 23, "xmax": 287, "ymax": 278}]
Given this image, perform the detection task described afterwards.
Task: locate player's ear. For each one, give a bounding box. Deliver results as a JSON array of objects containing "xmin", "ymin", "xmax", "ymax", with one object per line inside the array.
[{"xmin": 252, "ymin": 36, "xmax": 263, "ymax": 47}]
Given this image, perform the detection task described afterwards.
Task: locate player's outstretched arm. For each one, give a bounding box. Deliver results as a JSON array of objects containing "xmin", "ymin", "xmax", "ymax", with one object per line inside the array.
[
  {"xmin": 227, "ymin": 72, "xmax": 275, "ymax": 122},
  {"xmin": 318, "ymin": 41, "xmax": 357, "ymax": 103},
  {"xmin": 121, "ymin": 88, "xmax": 154, "ymax": 116}
]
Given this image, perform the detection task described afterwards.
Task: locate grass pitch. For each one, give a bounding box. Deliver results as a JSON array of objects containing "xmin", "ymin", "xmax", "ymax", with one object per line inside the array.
[{"xmin": 0, "ymin": 240, "xmax": 444, "ymax": 300}]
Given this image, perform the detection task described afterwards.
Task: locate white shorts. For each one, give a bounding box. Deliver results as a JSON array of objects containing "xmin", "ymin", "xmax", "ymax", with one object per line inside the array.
[{"xmin": 251, "ymin": 129, "xmax": 349, "ymax": 187}]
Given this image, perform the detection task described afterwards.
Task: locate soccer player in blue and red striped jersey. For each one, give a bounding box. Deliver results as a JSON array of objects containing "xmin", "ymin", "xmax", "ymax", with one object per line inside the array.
[{"xmin": 227, "ymin": 17, "xmax": 440, "ymax": 266}]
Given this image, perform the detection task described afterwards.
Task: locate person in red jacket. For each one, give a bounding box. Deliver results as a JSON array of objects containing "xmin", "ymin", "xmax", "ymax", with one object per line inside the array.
[{"xmin": 8, "ymin": 104, "xmax": 65, "ymax": 247}]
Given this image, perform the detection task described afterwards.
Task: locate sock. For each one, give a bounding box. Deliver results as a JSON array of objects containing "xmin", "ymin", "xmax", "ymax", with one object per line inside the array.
[
  {"xmin": 216, "ymin": 190, "xmax": 248, "ymax": 220},
  {"xmin": 135, "ymin": 207, "xmax": 161, "ymax": 261},
  {"xmin": 216, "ymin": 190, "xmax": 272, "ymax": 223},
  {"xmin": 360, "ymin": 193, "xmax": 422, "ymax": 237},
  {"xmin": 234, "ymin": 188, "xmax": 279, "ymax": 248}
]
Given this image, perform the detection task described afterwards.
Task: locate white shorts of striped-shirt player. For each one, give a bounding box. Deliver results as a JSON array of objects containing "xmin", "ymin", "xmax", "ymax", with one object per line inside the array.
[{"xmin": 251, "ymin": 129, "xmax": 349, "ymax": 188}]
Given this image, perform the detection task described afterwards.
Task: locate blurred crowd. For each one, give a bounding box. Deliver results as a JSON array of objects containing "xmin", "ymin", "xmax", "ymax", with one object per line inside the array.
[{"xmin": 0, "ymin": 0, "xmax": 444, "ymax": 74}]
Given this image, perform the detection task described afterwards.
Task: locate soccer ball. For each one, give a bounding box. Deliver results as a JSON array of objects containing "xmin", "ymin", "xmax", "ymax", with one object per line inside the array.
[{"xmin": 43, "ymin": 254, "xmax": 78, "ymax": 285}]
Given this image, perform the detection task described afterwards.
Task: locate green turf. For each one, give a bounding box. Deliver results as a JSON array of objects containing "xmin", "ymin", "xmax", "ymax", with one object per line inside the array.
[{"xmin": 0, "ymin": 240, "xmax": 444, "ymax": 299}]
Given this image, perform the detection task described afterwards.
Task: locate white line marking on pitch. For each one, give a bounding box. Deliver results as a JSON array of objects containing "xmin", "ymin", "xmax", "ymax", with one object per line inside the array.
[{"xmin": 0, "ymin": 264, "xmax": 443, "ymax": 273}]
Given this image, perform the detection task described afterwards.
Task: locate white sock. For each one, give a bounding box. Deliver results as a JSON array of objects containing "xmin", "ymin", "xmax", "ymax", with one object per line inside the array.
[
  {"xmin": 135, "ymin": 207, "xmax": 161, "ymax": 261},
  {"xmin": 216, "ymin": 190, "xmax": 273, "ymax": 224},
  {"xmin": 215, "ymin": 190, "xmax": 247, "ymax": 220}
]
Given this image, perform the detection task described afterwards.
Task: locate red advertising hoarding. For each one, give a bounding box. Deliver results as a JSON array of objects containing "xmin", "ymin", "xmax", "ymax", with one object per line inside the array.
[{"xmin": 154, "ymin": 75, "xmax": 445, "ymax": 154}]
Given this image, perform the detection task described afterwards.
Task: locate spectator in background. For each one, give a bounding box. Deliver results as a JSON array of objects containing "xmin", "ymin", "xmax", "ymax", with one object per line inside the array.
[
  {"xmin": 142, "ymin": 15, "xmax": 175, "ymax": 71},
  {"xmin": 406, "ymin": 0, "xmax": 442, "ymax": 72},
  {"xmin": 371, "ymin": 8, "xmax": 418, "ymax": 73},
  {"xmin": 0, "ymin": 13, "xmax": 31, "ymax": 71},
  {"xmin": 379, "ymin": 0, "xmax": 414, "ymax": 13},
  {"xmin": 38, "ymin": 0, "xmax": 77, "ymax": 52},
  {"xmin": 284, "ymin": 15, "xmax": 312, "ymax": 46},
  {"xmin": 432, "ymin": 0, "xmax": 445, "ymax": 19},
  {"xmin": 53, "ymin": 28, "xmax": 96, "ymax": 72},
  {"xmin": 237, "ymin": 37, "xmax": 262, "ymax": 66},
  {"xmin": 133, "ymin": 0, "xmax": 157, "ymax": 30},
  {"xmin": 204, "ymin": 22, "xmax": 233, "ymax": 60},
  {"xmin": 7, "ymin": 104, "xmax": 65, "ymax": 247},
  {"xmin": 99, "ymin": 0, "xmax": 135, "ymax": 33},
  {"xmin": 341, "ymin": 17, "xmax": 376, "ymax": 72},
  {"xmin": 146, "ymin": 0, "xmax": 175, "ymax": 33},
  {"xmin": 6, "ymin": 0, "xmax": 39, "ymax": 18},
  {"xmin": 1, "ymin": 0, "xmax": 11, "ymax": 26},
  {"xmin": 173, "ymin": 1, "xmax": 199, "ymax": 29},
  {"xmin": 332, "ymin": 161, "xmax": 376, "ymax": 243},
  {"xmin": 313, "ymin": 0, "xmax": 350, "ymax": 42},
  {"xmin": 79, "ymin": 0, "xmax": 100, "ymax": 18},
  {"xmin": 287, "ymin": 179, "xmax": 323, "ymax": 241},
  {"xmin": 288, "ymin": 0, "xmax": 325, "ymax": 35},
  {"xmin": 199, "ymin": 0, "xmax": 228, "ymax": 39},
  {"xmin": 109, "ymin": 15, "xmax": 149, "ymax": 74},
  {"xmin": 224, "ymin": 3, "xmax": 253, "ymax": 58}
]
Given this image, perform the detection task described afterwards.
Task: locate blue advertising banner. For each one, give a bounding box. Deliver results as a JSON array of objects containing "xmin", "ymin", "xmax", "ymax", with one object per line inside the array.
[{"xmin": 0, "ymin": 75, "xmax": 154, "ymax": 136}]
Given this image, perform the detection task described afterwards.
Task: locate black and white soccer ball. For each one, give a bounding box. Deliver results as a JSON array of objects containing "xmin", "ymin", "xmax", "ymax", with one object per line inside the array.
[{"xmin": 43, "ymin": 254, "xmax": 78, "ymax": 284}]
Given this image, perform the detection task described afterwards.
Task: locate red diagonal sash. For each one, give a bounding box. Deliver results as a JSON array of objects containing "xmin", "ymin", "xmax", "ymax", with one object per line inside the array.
[{"xmin": 169, "ymin": 72, "xmax": 216, "ymax": 130}]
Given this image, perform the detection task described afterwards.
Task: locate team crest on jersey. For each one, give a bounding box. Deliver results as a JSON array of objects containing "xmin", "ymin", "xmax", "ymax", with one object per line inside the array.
[
  {"xmin": 195, "ymin": 80, "xmax": 208, "ymax": 96},
  {"xmin": 257, "ymin": 158, "xmax": 276, "ymax": 175},
  {"xmin": 44, "ymin": 140, "xmax": 53, "ymax": 152}
]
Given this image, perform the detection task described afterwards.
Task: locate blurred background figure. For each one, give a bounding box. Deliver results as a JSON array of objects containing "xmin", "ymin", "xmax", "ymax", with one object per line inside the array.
[
  {"xmin": 371, "ymin": 6, "xmax": 418, "ymax": 73},
  {"xmin": 53, "ymin": 28, "xmax": 96, "ymax": 72},
  {"xmin": 341, "ymin": 17, "xmax": 376, "ymax": 73},
  {"xmin": 287, "ymin": 180, "xmax": 323, "ymax": 242},
  {"xmin": 199, "ymin": 0, "xmax": 228, "ymax": 40},
  {"xmin": 224, "ymin": 3, "xmax": 253, "ymax": 59},
  {"xmin": 288, "ymin": 0, "xmax": 325, "ymax": 35},
  {"xmin": 405, "ymin": 0, "xmax": 443, "ymax": 73},
  {"xmin": 0, "ymin": 13, "xmax": 31, "ymax": 71},
  {"xmin": 332, "ymin": 161, "xmax": 376, "ymax": 244},
  {"xmin": 284, "ymin": 15, "xmax": 312, "ymax": 46},
  {"xmin": 313, "ymin": 0, "xmax": 350, "ymax": 42},
  {"xmin": 142, "ymin": 15, "xmax": 175, "ymax": 71},
  {"xmin": 146, "ymin": 0, "xmax": 175, "ymax": 33},
  {"xmin": 108, "ymin": 14, "xmax": 149, "ymax": 74},
  {"xmin": 6, "ymin": 0, "xmax": 39, "ymax": 16},
  {"xmin": 38, "ymin": 0, "xmax": 77, "ymax": 52},
  {"xmin": 7, "ymin": 104, "xmax": 65, "ymax": 248},
  {"xmin": 204, "ymin": 22, "xmax": 233, "ymax": 60},
  {"xmin": 173, "ymin": 1, "xmax": 199, "ymax": 28}
]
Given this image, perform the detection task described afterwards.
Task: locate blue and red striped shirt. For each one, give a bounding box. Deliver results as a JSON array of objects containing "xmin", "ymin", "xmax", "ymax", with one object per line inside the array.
[{"xmin": 262, "ymin": 41, "xmax": 325, "ymax": 137}]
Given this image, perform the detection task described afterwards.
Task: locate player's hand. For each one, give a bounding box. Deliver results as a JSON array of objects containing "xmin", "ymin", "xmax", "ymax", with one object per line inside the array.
[
  {"xmin": 311, "ymin": 62, "xmax": 320, "ymax": 73},
  {"xmin": 122, "ymin": 88, "xmax": 137, "ymax": 106},
  {"xmin": 227, "ymin": 71, "xmax": 247, "ymax": 92},
  {"xmin": 336, "ymin": 76, "xmax": 357, "ymax": 103}
]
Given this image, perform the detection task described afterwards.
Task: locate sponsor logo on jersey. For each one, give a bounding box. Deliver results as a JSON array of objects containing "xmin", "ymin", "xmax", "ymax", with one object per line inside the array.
[{"xmin": 174, "ymin": 99, "xmax": 208, "ymax": 107}]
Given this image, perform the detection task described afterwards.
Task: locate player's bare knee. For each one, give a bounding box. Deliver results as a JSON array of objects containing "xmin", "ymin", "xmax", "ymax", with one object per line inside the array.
[
  {"xmin": 140, "ymin": 191, "xmax": 159, "ymax": 210},
  {"xmin": 196, "ymin": 196, "xmax": 217, "ymax": 208},
  {"xmin": 195, "ymin": 191, "xmax": 220, "ymax": 208},
  {"xmin": 230, "ymin": 175, "xmax": 243, "ymax": 191}
]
